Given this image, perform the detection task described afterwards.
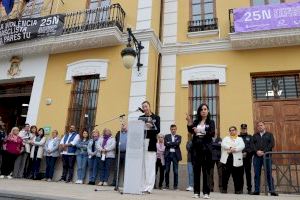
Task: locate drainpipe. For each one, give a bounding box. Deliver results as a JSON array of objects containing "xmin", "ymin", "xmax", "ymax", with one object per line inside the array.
[{"xmin": 155, "ymin": 0, "xmax": 164, "ymax": 114}]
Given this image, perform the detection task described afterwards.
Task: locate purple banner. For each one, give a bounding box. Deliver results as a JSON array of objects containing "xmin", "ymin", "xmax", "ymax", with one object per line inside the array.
[{"xmin": 233, "ymin": 2, "xmax": 300, "ymax": 33}]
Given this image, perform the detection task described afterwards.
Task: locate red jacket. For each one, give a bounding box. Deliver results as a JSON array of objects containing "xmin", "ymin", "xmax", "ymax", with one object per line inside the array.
[{"xmin": 4, "ymin": 135, "xmax": 23, "ymax": 155}]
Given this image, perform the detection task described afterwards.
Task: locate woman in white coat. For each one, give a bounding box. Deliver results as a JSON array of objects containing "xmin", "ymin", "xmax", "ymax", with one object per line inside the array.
[
  {"xmin": 220, "ymin": 126, "xmax": 245, "ymax": 194},
  {"xmin": 96, "ymin": 128, "xmax": 116, "ymax": 186},
  {"xmin": 30, "ymin": 128, "xmax": 46, "ymax": 180}
]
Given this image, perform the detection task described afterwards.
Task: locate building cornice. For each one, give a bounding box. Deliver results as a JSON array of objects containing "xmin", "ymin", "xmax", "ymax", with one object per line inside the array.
[{"xmin": 0, "ymin": 27, "xmax": 235, "ymax": 59}]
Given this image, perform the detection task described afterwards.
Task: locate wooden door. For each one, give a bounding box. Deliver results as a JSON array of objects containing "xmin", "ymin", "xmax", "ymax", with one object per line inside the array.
[{"xmin": 253, "ymin": 100, "xmax": 300, "ymax": 151}]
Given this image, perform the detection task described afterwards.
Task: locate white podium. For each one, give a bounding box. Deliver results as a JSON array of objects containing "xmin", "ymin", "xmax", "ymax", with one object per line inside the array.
[{"xmin": 123, "ymin": 120, "xmax": 145, "ymax": 194}]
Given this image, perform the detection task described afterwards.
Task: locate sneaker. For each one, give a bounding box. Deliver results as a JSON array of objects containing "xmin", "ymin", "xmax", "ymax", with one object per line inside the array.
[
  {"xmin": 192, "ymin": 194, "xmax": 199, "ymax": 198},
  {"xmin": 163, "ymin": 186, "xmax": 169, "ymax": 190},
  {"xmin": 58, "ymin": 178, "xmax": 66, "ymax": 182},
  {"xmin": 7, "ymin": 175, "xmax": 13, "ymax": 179},
  {"xmin": 103, "ymin": 182, "xmax": 108, "ymax": 186},
  {"xmin": 75, "ymin": 180, "xmax": 81, "ymax": 184},
  {"xmin": 0, "ymin": 175, "xmax": 4, "ymax": 179},
  {"xmin": 41, "ymin": 178, "xmax": 47, "ymax": 181},
  {"xmin": 186, "ymin": 186, "xmax": 194, "ymax": 191},
  {"xmin": 98, "ymin": 181, "xmax": 103, "ymax": 186},
  {"xmin": 47, "ymin": 178, "xmax": 52, "ymax": 182},
  {"xmin": 203, "ymin": 194, "xmax": 210, "ymax": 199}
]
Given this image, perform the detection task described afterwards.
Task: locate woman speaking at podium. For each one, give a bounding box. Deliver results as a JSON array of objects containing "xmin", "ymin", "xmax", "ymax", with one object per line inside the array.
[{"xmin": 139, "ymin": 101, "xmax": 160, "ymax": 193}]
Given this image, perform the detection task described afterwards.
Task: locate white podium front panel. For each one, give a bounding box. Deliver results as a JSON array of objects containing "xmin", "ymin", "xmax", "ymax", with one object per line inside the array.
[{"xmin": 123, "ymin": 120, "xmax": 145, "ymax": 194}]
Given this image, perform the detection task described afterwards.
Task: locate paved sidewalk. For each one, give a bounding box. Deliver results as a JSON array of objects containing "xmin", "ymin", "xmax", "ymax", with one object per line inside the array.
[{"xmin": 0, "ymin": 179, "xmax": 299, "ymax": 200}]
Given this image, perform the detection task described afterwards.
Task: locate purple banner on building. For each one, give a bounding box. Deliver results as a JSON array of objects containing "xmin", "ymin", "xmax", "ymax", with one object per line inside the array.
[{"xmin": 233, "ymin": 2, "xmax": 300, "ymax": 33}]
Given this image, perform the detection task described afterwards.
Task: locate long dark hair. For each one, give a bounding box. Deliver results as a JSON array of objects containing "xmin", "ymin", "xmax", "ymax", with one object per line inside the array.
[
  {"xmin": 195, "ymin": 103, "xmax": 211, "ymax": 124},
  {"xmin": 37, "ymin": 128, "xmax": 45, "ymax": 138}
]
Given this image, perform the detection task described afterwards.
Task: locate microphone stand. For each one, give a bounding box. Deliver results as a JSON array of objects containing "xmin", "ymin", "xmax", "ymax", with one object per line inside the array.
[{"xmin": 94, "ymin": 109, "xmax": 140, "ymax": 194}]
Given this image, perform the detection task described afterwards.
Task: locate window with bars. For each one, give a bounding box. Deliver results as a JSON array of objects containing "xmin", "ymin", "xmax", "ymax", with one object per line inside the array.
[
  {"xmin": 67, "ymin": 75, "xmax": 100, "ymax": 133},
  {"xmin": 86, "ymin": 0, "xmax": 111, "ymax": 25},
  {"xmin": 88, "ymin": 0, "xmax": 111, "ymax": 9},
  {"xmin": 189, "ymin": 0, "xmax": 217, "ymax": 32},
  {"xmin": 189, "ymin": 80, "xmax": 219, "ymax": 134},
  {"xmin": 21, "ymin": 0, "xmax": 44, "ymax": 18},
  {"xmin": 252, "ymin": 75, "xmax": 300, "ymax": 100},
  {"xmin": 251, "ymin": 0, "xmax": 284, "ymax": 6}
]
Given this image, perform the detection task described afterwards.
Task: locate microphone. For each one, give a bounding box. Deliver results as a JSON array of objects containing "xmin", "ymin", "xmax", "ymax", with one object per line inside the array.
[
  {"xmin": 119, "ymin": 114, "xmax": 125, "ymax": 118},
  {"xmin": 137, "ymin": 107, "xmax": 144, "ymax": 113}
]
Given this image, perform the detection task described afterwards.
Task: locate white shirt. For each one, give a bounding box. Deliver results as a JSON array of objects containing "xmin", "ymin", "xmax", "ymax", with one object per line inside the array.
[
  {"xmin": 170, "ymin": 134, "xmax": 176, "ymax": 152},
  {"xmin": 60, "ymin": 133, "xmax": 80, "ymax": 155}
]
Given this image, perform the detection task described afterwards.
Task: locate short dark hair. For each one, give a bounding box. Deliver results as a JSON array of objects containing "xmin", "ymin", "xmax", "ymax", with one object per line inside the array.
[
  {"xmin": 170, "ymin": 124, "xmax": 177, "ymax": 128},
  {"xmin": 229, "ymin": 126, "xmax": 237, "ymax": 131},
  {"xmin": 257, "ymin": 121, "xmax": 265, "ymax": 125}
]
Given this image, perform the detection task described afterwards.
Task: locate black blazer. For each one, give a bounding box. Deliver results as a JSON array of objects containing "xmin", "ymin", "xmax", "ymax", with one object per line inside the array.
[
  {"xmin": 139, "ymin": 113, "xmax": 160, "ymax": 152},
  {"xmin": 164, "ymin": 134, "xmax": 182, "ymax": 161}
]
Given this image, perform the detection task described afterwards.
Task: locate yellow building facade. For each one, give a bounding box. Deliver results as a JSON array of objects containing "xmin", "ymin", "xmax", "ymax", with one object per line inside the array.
[{"xmin": 1, "ymin": 0, "xmax": 300, "ymax": 164}]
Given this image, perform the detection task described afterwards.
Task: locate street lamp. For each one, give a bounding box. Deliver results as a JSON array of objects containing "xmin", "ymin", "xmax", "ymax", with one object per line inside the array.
[{"xmin": 121, "ymin": 28, "xmax": 144, "ymax": 71}]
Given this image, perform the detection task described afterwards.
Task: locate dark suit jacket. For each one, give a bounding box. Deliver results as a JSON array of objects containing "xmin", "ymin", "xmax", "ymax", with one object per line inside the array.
[
  {"xmin": 164, "ymin": 134, "xmax": 182, "ymax": 161},
  {"xmin": 252, "ymin": 131, "xmax": 274, "ymax": 153}
]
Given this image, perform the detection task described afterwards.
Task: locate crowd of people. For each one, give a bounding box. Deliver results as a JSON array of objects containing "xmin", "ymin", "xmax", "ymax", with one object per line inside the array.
[{"xmin": 0, "ymin": 101, "xmax": 279, "ymax": 199}]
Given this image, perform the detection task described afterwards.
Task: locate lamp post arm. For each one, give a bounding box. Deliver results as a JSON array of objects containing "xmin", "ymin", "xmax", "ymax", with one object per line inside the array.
[{"xmin": 127, "ymin": 28, "xmax": 144, "ymax": 70}]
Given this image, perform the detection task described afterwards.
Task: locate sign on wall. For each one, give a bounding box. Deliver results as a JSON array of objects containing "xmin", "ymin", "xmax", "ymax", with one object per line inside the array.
[
  {"xmin": 0, "ymin": 14, "xmax": 65, "ymax": 46},
  {"xmin": 233, "ymin": 2, "xmax": 300, "ymax": 33}
]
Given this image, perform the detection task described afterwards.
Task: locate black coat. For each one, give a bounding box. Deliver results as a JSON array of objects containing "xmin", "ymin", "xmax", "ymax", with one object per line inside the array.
[
  {"xmin": 139, "ymin": 113, "xmax": 160, "ymax": 152},
  {"xmin": 211, "ymin": 137, "xmax": 222, "ymax": 161},
  {"xmin": 164, "ymin": 134, "xmax": 182, "ymax": 161},
  {"xmin": 239, "ymin": 133, "xmax": 254, "ymax": 158},
  {"xmin": 252, "ymin": 131, "xmax": 275, "ymax": 153}
]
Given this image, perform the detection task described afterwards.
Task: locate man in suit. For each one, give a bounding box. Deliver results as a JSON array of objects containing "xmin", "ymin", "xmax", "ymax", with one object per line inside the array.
[
  {"xmin": 252, "ymin": 121, "xmax": 278, "ymax": 196},
  {"xmin": 164, "ymin": 124, "xmax": 182, "ymax": 190}
]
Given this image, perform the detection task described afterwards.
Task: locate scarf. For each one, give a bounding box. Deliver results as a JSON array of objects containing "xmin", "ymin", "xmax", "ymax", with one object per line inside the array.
[
  {"xmin": 102, "ymin": 134, "xmax": 111, "ymax": 148},
  {"xmin": 230, "ymin": 134, "xmax": 238, "ymax": 139},
  {"xmin": 35, "ymin": 135, "xmax": 42, "ymax": 142}
]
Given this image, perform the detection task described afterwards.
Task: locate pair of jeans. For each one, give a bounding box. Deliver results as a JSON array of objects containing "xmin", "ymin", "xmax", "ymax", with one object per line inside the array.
[
  {"xmin": 45, "ymin": 156, "xmax": 57, "ymax": 179},
  {"xmin": 61, "ymin": 155, "xmax": 76, "ymax": 181},
  {"xmin": 253, "ymin": 155, "xmax": 275, "ymax": 193},
  {"xmin": 99, "ymin": 157, "xmax": 114, "ymax": 182},
  {"xmin": 165, "ymin": 152, "xmax": 179, "ymax": 188},
  {"xmin": 76, "ymin": 154, "xmax": 88, "ymax": 181},
  {"xmin": 88, "ymin": 156, "xmax": 99, "ymax": 182},
  {"xmin": 155, "ymin": 158, "xmax": 165, "ymax": 188},
  {"xmin": 31, "ymin": 158, "xmax": 41, "ymax": 178},
  {"xmin": 187, "ymin": 162, "xmax": 194, "ymax": 187}
]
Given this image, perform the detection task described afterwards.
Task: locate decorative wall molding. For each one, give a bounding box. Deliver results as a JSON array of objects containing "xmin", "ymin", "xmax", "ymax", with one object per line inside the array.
[
  {"xmin": 66, "ymin": 59, "xmax": 109, "ymax": 83},
  {"xmin": 230, "ymin": 28, "xmax": 300, "ymax": 49},
  {"xmin": 181, "ymin": 64, "xmax": 227, "ymax": 86},
  {"xmin": 187, "ymin": 29, "xmax": 219, "ymax": 38}
]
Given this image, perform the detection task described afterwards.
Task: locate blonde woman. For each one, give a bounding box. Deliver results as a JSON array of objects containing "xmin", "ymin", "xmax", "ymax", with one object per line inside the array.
[
  {"xmin": 155, "ymin": 133, "xmax": 165, "ymax": 189},
  {"xmin": 0, "ymin": 127, "xmax": 23, "ymax": 179}
]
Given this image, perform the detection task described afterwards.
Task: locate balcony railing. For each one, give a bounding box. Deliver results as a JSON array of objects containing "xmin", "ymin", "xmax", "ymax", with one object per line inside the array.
[
  {"xmin": 63, "ymin": 3, "xmax": 125, "ymax": 34},
  {"xmin": 188, "ymin": 18, "xmax": 218, "ymax": 32}
]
